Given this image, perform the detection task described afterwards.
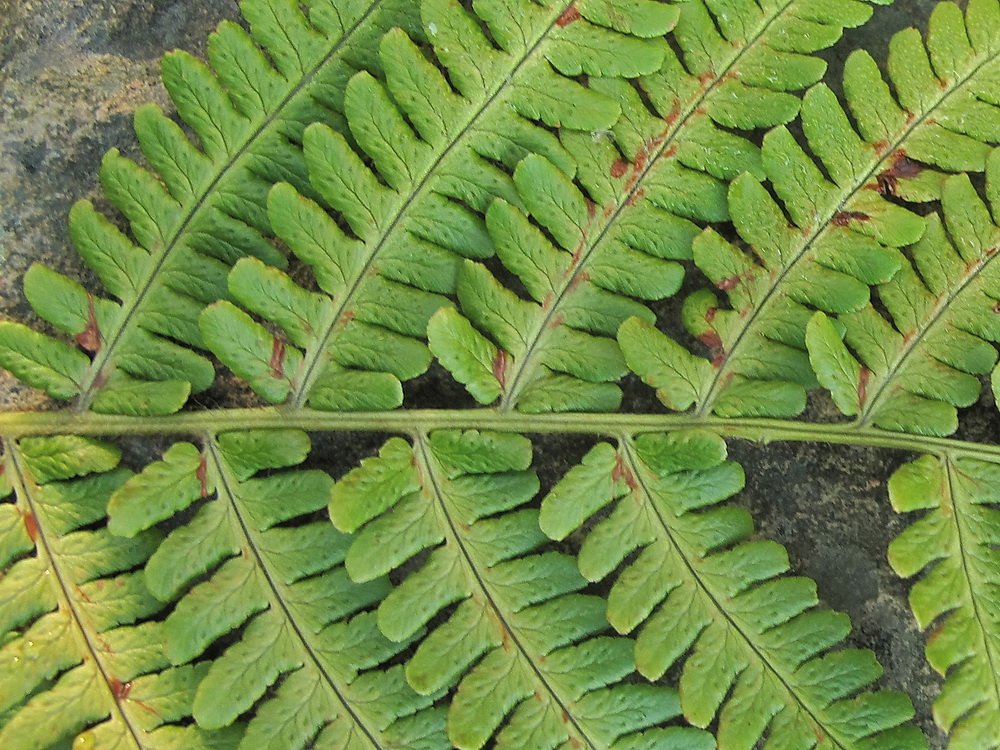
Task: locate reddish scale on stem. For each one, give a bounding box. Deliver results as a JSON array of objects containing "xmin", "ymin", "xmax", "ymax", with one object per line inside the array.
[
  {"xmin": 500, "ymin": 628, "xmax": 512, "ymax": 652},
  {"xmin": 698, "ymin": 331, "xmax": 723, "ymax": 350},
  {"xmin": 565, "ymin": 271, "xmax": 589, "ymax": 295},
  {"xmin": 700, "ymin": 306, "xmax": 726, "ymax": 364},
  {"xmin": 492, "ymin": 350, "xmax": 509, "ymax": 389},
  {"xmin": 612, "ymin": 130, "xmax": 674, "ymax": 201},
  {"xmin": 858, "ymin": 367, "xmax": 871, "ymax": 407},
  {"xmin": 612, "ymin": 454, "xmax": 639, "ymax": 491},
  {"xmin": 874, "ymin": 151, "xmax": 924, "ymax": 197},
  {"xmin": 196, "ymin": 456, "xmax": 209, "ymax": 498},
  {"xmin": 556, "ymin": 4, "xmax": 580, "ymax": 26},
  {"xmin": 76, "ymin": 295, "xmax": 102, "ymax": 353},
  {"xmin": 109, "ymin": 678, "xmax": 133, "ymax": 702},
  {"xmin": 717, "ymin": 276, "xmax": 740, "ymax": 291},
  {"xmin": 572, "ymin": 198, "xmax": 600, "ymax": 262},
  {"xmin": 269, "ymin": 338, "xmax": 286, "ymax": 380},
  {"xmin": 698, "ymin": 330, "xmax": 726, "ymax": 368},
  {"xmin": 926, "ymin": 620, "xmax": 947, "ymax": 646},
  {"xmin": 625, "ymin": 187, "xmax": 646, "ymax": 207},
  {"xmin": 716, "ymin": 268, "xmax": 756, "ymax": 292},
  {"xmin": 663, "ymin": 99, "xmax": 682, "ymax": 129},
  {"xmin": 625, "ymin": 471, "xmax": 638, "ymax": 491},
  {"xmin": 22, "ymin": 511, "xmax": 38, "ymax": 542},
  {"xmin": 832, "ymin": 211, "xmax": 871, "ymax": 226},
  {"xmin": 611, "ymin": 453, "xmax": 627, "ymax": 484},
  {"xmin": 631, "ymin": 146, "xmax": 648, "ymax": 174}
]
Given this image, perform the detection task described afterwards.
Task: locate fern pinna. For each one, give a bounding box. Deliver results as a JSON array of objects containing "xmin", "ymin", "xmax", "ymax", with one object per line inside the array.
[{"xmin": 3, "ymin": 0, "xmax": 1000, "ymax": 748}]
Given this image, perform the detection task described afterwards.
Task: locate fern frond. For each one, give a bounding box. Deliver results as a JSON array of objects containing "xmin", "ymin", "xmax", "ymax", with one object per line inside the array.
[
  {"xmin": 3, "ymin": 0, "xmax": 994, "ymax": 745},
  {"xmin": 887, "ymin": 454, "xmax": 1000, "ymax": 748},
  {"xmin": 805, "ymin": 150, "xmax": 1000, "ymax": 436},
  {"xmin": 540, "ymin": 430, "xmax": 926, "ymax": 749},
  {"xmin": 0, "ymin": 435, "xmax": 240, "ymax": 749},
  {"xmin": 624, "ymin": 0, "xmax": 1000, "ymax": 419},
  {"xmin": 329, "ymin": 430, "xmax": 710, "ymax": 750},
  {"xmin": 200, "ymin": 0, "xmax": 676, "ymax": 411},
  {"xmin": 105, "ymin": 429, "xmax": 441, "ymax": 749},
  {"xmin": 428, "ymin": 0, "xmax": 888, "ymax": 412},
  {"xmin": 0, "ymin": 0, "xmax": 422, "ymax": 415}
]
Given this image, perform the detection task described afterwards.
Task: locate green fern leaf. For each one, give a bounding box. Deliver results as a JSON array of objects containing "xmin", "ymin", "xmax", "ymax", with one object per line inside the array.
[
  {"xmin": 0, "ymin": 0, "xmax": 422, "ymax": 414},
  {"xmin": 0, "ymin": 436, "xmax": 238, "ymax": 749},
  {"xmin": 806, "ymin": 150, "xmax": 1000, "ymax": 436},
  {"xmin": 330, "ymin": 429, "xmax": 708, "ymax": 750},
  {"xmin": 540, "ymin": 431, "xmax": 926, "ymax": 749},
  {"xmin": 887, "ymin": 454, "xmax": 1000, "ymax": 748},
  {"xmin": 106, "ymin": 429, "xmax": 441, "ymax": 748},
  {"xmin": 200, "ymin": 0, "xmax": 676, "ymax": 411},
  {"xmin": 625, "ymin": 0, "xmax": 1000, "ymax": 419},
  {"xmin": 2, "ymin": 1, "xmax": 992, "ymax": 747},
  {"xmin": 429, "ymin": 0, "xmax": 886, "ymax": 412}
]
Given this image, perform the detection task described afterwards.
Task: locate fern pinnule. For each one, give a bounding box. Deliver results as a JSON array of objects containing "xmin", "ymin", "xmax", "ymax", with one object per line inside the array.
[
  {"xmin": 200, "ymin": 0, "xmax": 678, "ymax": 412},
  {"xmin": 627, "ymin": 0, "xmax": 1000, "ymax": 421},
  {"xmin": 329, "ymin": 429, "xmax": 708, "ymax": 750},
  {"xmin": 806, "ymin": 150, "xmax": 1000, "ymax": 437},
  {"xmin": 540, "ymin": 430, "xmax": 926, "ymax": 749},
  {"xmin": 106, "ymin": 429, "xmax": 440, "ymax": 749},
  {"xmin": 0, "ymin": 0, "xmax": 421, "ymax": 416},
  {"xmin": 0, "ymin": 435, "xmax": 243, "ymax": 749},
  {"xmin": 427, "ymin": 0, "xmax": 887, "ymax": 413},
  {"xmin": 887, "ymin": 455, "xmax": 1000, "ymax": 748}
]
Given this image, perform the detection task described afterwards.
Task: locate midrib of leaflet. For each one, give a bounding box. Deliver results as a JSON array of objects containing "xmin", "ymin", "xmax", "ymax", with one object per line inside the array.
[
  {"xmin": 288, "ymin": 2, "xmax": 580, "ymax": 407},
  {"xmin": 76, "ymin": 2, "xmax": 389, "ymax": 409},
  {"xmin": 620, "ymin": 438, "xmax": 853, "ymax": 749},
  {"xmin": 696, "ymin": 47, "xmax": 1000, "ymax": 417},
  {"xmin": 205, "ymin": 438, "xmax": 386, "ymax": 747},
  {"xmin": 857, "ymin": 243, "xmax": 1000, "ymax": 427},
  {"xmin": 941, "ymin": 456, "xmax": 1000, "ymax": 732},
  {"xmin": 413, "ymin": 434, "xmax": 600, "ymax": 750},
  {"xmin": 2, "ymin": 439, "xmax": 145, "ymax": 748},
  {"xmin": 496, "ymin": 0, "xmax": 798, "ymax": 410}
]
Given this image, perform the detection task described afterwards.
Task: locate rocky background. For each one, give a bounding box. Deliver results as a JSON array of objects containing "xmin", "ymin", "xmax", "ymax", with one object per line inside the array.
[{"xmin": 0, "ymin": 1, "xmax": 977, "ymax": 746}]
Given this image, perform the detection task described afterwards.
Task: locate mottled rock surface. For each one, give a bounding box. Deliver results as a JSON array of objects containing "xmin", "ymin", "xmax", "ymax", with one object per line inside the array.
[{"xmin": 0, "ymin": 2, "xmax": 972, "ymax": 747}]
